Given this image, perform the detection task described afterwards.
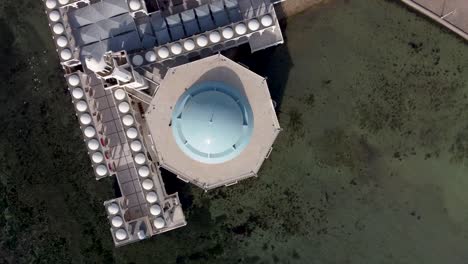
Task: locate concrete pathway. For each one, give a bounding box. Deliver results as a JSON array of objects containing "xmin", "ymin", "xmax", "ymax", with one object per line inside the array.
[{"xmin": 401, "ymin": 0, "xmax": 468, "ymax": 40}]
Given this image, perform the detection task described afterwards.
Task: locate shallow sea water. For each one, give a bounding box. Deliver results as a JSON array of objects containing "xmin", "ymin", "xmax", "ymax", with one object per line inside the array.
[{"xmin": 1, "ymin": 0, "xmax": 468, "ymax": 263}]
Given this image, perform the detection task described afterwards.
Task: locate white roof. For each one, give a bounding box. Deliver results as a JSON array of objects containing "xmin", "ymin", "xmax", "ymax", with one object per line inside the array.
[
  {"xmin": 53, "ymin": 23, "xmax": 64, "ymax": 34},
  {"xmin": 222, "ymin": 27, "xmax": 234, "ymax": 39},
  {"xmin": 85, "ymin": 56, "xmax": 107, "ymax": 72},
  {"xmin": 170, "ymin": 43, "xmax": 182, "ymax": 55},
  {"xmin": 122, "ymin": 115, "xmax": 134, "ymax": 126},
  {"xmin": 79, "ymin": 113, "xmax": 92, "ymax": 125},
  {"xmin": 209, "ymin": 31, "xmax": 221, "ymax": 43},
  {"xmin": 196, "ymin": 35, "xmax": 208, "ymax": 47},
  {"xmin": 146, "ymin": 55, "xmax": 280, "ymax": 190},
  {"xmin": 138, "ymin": 166, "xmax": 150, "ymax": 177},
  {"xmin": 129, "ymin": 0, "xmax": 141, "ymax": 10},
  {"xmin": 145, "ymin": 51, "xmax": 156, "ymax": 62},
  {"xmin": 261, "ymin": 15, "xmax": 273, "ymax": 27},
  {"xmin": 115, "ymin": 228, "xmax": 127, "ymax": 240},
  {"xmin": 92, "ymin": 152, "xmax": 104, "ymax": 163},
  {"xmin": 114, "ymin": 89, "xmax": 126, "ymax": 100},
  {"xmin": 72, "ymin": 87, "xmax": 84, "ymax": 99},
  {"xmin": 126, "ymin": 127, "xmax": 138, "ymax": 139},
  {"xmin": 146, "ymin": 191, "xmax": 158, "ymax": 203},
  {"xmin": 96, "ymin": 164, "xmax": 108, "ymax": 176},
  {"xmin": 111, "ymin": 216, "xmax": 123, "ymax": 227},
  {"xmin": 130, "ymin": 140, "xmax": 142, "ymax": 152},
  {"xmin": 142, "ymin": 179, "xmax": 154, "ymax": 190},
  {"xmin": 60, "ymin": 49, "xmax": 72, "ymax": 60},
  {"xmin": 56, "ymin": 36, "xmax": 68, "ymax": 47},
  {"xmin": 107, "ymin": 203, "xmax": 119, "ymax": 214},
  {"xmin": 46, "ymin": 0, "xmax": 57, "ymax": 9},
  {"xmin": 132, "ymin": 55, "xmax": 144, "ymax": 66},
  {"xmin": 75, "ymin": 100, "xmax": 88, "ymax": 112},
  {"xmin": 235, "ymin": 23, "xmax": 247, "ymax": 35},
  {"xmin": 118, "ymin": 102, "xmax": 130, "ymax": 113},
  {"xmin": 134, "ymin": 153, "xmax": 146, "ymax": 164},
  {"xmin": 68, "ymin": 75, "xmax": 80, "ymax": 86},
  {"xmin": 49, "ymin": 11, "xmax": 61, "ymax": 22},
  {"xmin": 157, "ymin": 47, "xmax": 169, "ymax": 59},
  {"xmin": 183, "ymin": 39, "xmax": 195, "ymax": 51},
  {"xmin": 84, "ymin": 126, "xmax": 96, "ymax": 138},
  {"xmin": 153, "ymin": 217, "xmax": 165, "ymax": 229},
  {"xmin": 149, "ymin": 204, "xmax": 161, "ymax": 216},
  {"xmin": 248, "ymin": 19, "xmax": 260, "ymax": 31},
  {"xmin": 88, "ymin": 139, "xmax": 100, "ymax": 150}
]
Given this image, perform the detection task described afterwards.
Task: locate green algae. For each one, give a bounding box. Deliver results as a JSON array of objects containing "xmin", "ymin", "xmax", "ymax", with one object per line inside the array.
[{"xmin": 1, "ymin": 0, "xmax": 468, "ymax": 263}]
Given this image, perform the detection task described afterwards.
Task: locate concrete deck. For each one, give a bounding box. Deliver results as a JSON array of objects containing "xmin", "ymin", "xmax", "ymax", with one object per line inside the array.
[
  {"xmin": 145, "ymin": 54, "xmax": 281, "ymax": 190},
  {"xmin": 89, "ymin": 74, "xmax": 186, "ymax": 246},
  {"xmin": 402, "ymin": 0, "xmax": 468, "ymax": 40}
]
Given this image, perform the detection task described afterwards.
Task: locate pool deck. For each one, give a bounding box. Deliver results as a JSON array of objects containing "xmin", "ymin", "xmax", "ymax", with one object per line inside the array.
[{"xmin": 401, "ymin": 0, "xmax": 468, "ymax": 41}]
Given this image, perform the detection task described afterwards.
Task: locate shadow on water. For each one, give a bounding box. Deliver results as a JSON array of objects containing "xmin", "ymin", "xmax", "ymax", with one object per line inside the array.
[
  {"xmin": 160, "ymin": 167, "xmax": 194, "ymax": 209},
  {"xmin": 223, "ymin": 4, "xmax": 293, "ymax": 111},
  {"xmin": 161, "ymin": 3, "xmax": 293, "ymax": 204},
  {"xmin": 0, "ymin": 18, "xmax": 16, "ymax": 80},
  {"xmin": 112, "ymin": 177, "xmax": 122, "ymax": 197}
]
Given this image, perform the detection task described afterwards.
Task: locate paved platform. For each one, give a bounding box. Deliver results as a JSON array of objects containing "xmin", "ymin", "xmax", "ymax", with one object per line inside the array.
[
  {"xmin": 402, "ymin": 0, "xmax": 468, "ymax": 40},
  {"xmin": 146, "ymin": 54, "xmax": 281, "ymax": 190}
]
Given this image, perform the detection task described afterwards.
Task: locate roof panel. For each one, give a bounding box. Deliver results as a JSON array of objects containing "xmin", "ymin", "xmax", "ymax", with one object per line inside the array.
[
  {"xmin": 137, "ymin": 22, "xmax": 154, "ymax": 38},
  {"xmin": 109, "ymin": 31, "xmax": 142, "ymax": 52},
  {"xmin": 195, "ymin": 5, "xmax": 211, "ymax": 17},
  {"xmin": 68, "ymin": 0, "xmax": 129, "ymax": 29},
  {"xmin": 224, "ymin": 0, "xmax": 239, "ymax": 9},
  {"xmin": 106, "ymin": 14, "xmax": 136, "ymax": 37},
  {"xmin": 68, "ymin": 4, "xmax": 104, "ymax": 28},
  {"xmin": 100, "ymin": 0, "xmax": 129, "ymax": 18},
  {"xmin": 209, "ymin": 1, "xmax": 225, "ymax": 13},
  {"xmin": 250, "ymin": 0, "xmax": 265, "ymax": 9},
  {"xmin": 227, "ymin": 7, "xmax": 242, "ymax": 22},
  {"xmin": 150, "ymin": 12, "xmax": 167, "ymax": 31},
  {"xmin": 155, "ymin": 29, "xmax": 171, "ymax": 45},
  {"xmin": 198, "ymin": 16, "xmax": 216, "ymax": 32},
  {"xmin": 166, "ymin": 14, "xmax": 182, "ymax": 27},
  {"xmin": 80, "ymin": 31, "xmax": 141, "ymax": 61},
  {"xmin": 183, "ymin": 20, "xmax": 200, "ymax": 36},
  {"xmin": 169, "ymin": 25, "xmax": 186, "ymax": 41},
  {"xmin": 180, "ymin": 9, "xmax": 196, "ymax": 22},
  {"xmin": 80, "ymin": 40, "xmax": 109, "ymax": 60},
  {"xmin": 212, "ymin": 10, "xmax": 230, "ymax": 27},
  {"xmin": 238, "ymin": 0, "xmax": 253, "ymax": 11},
  {"xmin": 195, "ymin": 6, "xmax": 216, "ymax": 32},
  {"xmin": 75, "ymin": 14, "xmax": 135, "ymax": 46},
  {"xmin": 75, "ymin": 24, "xmax": 104, "ymax": 45},
  {"xmin": 142, "ymin": 35, "xmax": 157, "ymax": 49}
]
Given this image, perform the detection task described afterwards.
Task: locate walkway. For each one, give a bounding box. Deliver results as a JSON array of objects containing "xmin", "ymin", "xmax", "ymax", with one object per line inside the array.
[{"xmin": 401, "ymin": 0, "xmax": 468, "ymax": 41}]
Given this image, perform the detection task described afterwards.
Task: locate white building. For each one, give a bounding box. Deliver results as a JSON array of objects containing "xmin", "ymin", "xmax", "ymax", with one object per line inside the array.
[{"xmin": 43, "ymin": 0, "xmax": 283, "ymax": 246}]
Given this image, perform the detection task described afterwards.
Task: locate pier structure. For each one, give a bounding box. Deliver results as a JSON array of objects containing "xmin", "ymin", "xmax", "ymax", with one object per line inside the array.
[
  {"xmin": 42, "ymin": 0, "xmax": 283, "ymax": 246},
  {"xmin": 146, "ymin": 54, "xmax": 281, "ymax": 190},
  {"xmin": 401, "ymin": 0, "xmax": 468, "ymax": 40}
]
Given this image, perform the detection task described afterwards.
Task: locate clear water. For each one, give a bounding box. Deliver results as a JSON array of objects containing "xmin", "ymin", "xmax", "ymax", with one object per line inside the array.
[{"xmin": 1, "ymin": 0, "xmax": 468, "ymax": 263}]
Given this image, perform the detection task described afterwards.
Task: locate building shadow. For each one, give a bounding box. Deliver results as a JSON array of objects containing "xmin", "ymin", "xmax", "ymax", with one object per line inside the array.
[
  {"xmin": 161, "ymin": 4, "xmax": 293, "ymax": 207},
  {"xmin": 222, "ymin": 3, "xmax": 292, "ymax": 112},
  {"xmin": 160, "ymin": 167, "xmax": 194, "ymax": 208}
]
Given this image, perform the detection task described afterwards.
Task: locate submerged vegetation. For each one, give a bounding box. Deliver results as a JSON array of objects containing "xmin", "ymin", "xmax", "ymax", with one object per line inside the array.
[{"xmin": 1, "ymin": 0, "xmax": 468, "ymax": 263}]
